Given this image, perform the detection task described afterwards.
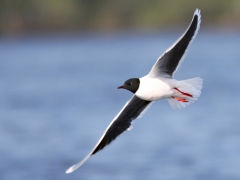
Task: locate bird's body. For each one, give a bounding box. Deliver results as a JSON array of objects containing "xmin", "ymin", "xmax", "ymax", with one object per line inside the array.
[
  {"xmin": 66, "ymin": 9, "xmax": 203, "ymax": 174},
  {"xmin": 137, "ymin": 76, "xmax": 202, "ymax": 109},
  {"xmin": 137, "ymin": 76, "xmax": 175, "ymax": 101}
]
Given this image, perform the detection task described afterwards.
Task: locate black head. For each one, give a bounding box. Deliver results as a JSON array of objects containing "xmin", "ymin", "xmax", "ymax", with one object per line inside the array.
[{"xmin": 117, "ymin": 78, "xmax": 140, "ymax": 93}]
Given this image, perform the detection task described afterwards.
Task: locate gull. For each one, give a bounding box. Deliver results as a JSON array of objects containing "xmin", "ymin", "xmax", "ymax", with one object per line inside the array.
[{"xmin": 66, "ymin": 9, "xmax": 202, "ymax": 173}]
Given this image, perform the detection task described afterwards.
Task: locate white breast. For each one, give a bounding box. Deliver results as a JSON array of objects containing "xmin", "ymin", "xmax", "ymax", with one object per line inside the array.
[{"xmin": 135, "ymin": 76, "xmax": 175, "ymax": 101}]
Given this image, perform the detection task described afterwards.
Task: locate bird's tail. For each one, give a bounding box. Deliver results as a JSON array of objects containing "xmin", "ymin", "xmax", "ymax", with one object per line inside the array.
[{"xmin": 167, "ymin": 77, "xmax": 203, "ymax": 110}]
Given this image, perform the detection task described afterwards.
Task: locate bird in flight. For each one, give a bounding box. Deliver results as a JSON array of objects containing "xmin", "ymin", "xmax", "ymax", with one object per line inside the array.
[{"xmin": 66, "ymin": 9, "xmax": 202, "ymax": 173}]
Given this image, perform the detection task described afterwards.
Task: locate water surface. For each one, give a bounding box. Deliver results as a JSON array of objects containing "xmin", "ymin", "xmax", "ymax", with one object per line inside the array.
[{"xmin": 0, "ymin": 31, "xmax": 240, "ymax": 180}]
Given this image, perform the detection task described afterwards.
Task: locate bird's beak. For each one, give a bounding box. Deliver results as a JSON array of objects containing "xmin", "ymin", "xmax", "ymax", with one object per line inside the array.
[{"xmin": 117, "ymin": 85, "xmax": 125, "ymax": 89}]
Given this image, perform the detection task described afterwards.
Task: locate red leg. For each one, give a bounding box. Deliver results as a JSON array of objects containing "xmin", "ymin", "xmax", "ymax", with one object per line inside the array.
[
  {"xmin": 171, "ymin": 96, "xmax": 189, "ymax": 102},
  {"xmin": 174, "ymin": 88, "xmax": 193, "ymax": 98}
]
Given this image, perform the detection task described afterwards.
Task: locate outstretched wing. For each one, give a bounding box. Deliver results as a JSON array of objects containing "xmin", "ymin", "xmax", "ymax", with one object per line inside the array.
[
  {"xmin": 66, "ymin": 95, "xmax": 152, "ymax": 173},
  {"xmin": 148, "ymin": 9, "xmax": 201, "ymax": 78}
]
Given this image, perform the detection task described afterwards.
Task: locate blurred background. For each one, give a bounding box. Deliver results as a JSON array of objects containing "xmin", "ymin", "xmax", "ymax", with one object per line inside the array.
[
  {"xmin": 1, "ymin": 0, "xmax": 240, "ymax": 36},
  {"xmin": 0, "ymin": 0, "xmax": 240, "ymax": 180}
]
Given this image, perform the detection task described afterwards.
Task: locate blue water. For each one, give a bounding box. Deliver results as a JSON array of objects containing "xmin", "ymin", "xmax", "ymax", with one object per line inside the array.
[{"xmin": 0, "ymin": 31, "xmax": 240, "ymax": 180}]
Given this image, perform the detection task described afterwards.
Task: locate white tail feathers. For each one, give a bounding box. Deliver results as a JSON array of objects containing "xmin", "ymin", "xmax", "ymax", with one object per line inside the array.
[{"xmin": 167, "ymin": 77, "xmax": 203, "ymax": 110}]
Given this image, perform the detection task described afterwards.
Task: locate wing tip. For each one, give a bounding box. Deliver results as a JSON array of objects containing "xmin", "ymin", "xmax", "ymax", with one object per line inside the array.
[
  {"xmin": 194, "ymin": 8, "xmax": 201, "ymax": 24},
  {"xmin": 194, "ymin": 8, "xmax": 201, "ymax": 40},
  {"xmin": 65, "ymin": 153, "xmax": 92, "ymax": 174},
  {"xmin": 194, "ymin": 8, "xmax": 201, "ymax": 17},
  {"xmin": 65, "ymin": 166, "xmax": 74, "ymax": 174}
]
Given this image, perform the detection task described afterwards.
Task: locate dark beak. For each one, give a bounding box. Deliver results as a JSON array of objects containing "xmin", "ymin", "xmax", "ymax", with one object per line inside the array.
[{"xmin": 117, "ymin": 85, "xmax": 125, "ymax": 89}]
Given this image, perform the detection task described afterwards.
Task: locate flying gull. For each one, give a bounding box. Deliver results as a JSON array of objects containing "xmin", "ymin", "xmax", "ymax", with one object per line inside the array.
[{"xmin": 66, "ymin": 9, "xmax": 202, "ymax": 173}]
